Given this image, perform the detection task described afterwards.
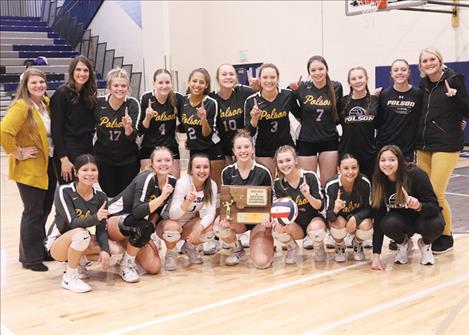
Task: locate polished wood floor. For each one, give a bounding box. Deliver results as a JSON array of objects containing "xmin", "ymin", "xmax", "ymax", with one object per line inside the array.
[{"xmin": 1, "ymin": 155, "xmax": 468, "ymax": 335}]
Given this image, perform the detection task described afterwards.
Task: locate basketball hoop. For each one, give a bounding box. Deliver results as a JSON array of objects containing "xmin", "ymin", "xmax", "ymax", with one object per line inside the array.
[{"xmin": 346, "ymin": 0, "xmax": 388, "ymax": 15}]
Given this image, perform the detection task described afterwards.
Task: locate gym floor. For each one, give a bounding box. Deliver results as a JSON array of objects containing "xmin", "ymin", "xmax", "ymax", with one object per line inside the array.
[{"xmin": 1, "ymin": 154, "xmax": 468, "ymax": 335}]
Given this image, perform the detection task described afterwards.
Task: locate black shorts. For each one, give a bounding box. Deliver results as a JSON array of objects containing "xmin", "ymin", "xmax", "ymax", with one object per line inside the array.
[
  {"xmin": 296, "ymin": 139, "xmax": 338, "ymax": 156},
  {"xmin": 296, "ymin": 215, "xmax": 326, "ymax": 234},
  {"xmin": 190, "ymin": 142, "xmax": 224, "ymax": 161},
  {"xmin": 139, "ymin": 146, "xmax": 180, "ymax": 160}
]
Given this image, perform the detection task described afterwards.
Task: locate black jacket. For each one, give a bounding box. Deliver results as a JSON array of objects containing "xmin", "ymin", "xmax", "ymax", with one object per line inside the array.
[{"xmin": 416, "ymin": 68, "xmax": 469, "ymax": 152}]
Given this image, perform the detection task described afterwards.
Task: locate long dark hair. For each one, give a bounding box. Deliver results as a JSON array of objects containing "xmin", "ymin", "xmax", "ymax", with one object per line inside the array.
[
  {"xmin": 66, "ymin": 55, "xmax": 98, "ymax": 109},
  {"xmin": 307, "ymin": 55, "xmax": 338, "ymax": 122},
  {"xmin": 73, "ymin": 154, "xmax": 98, "ymax": 181},
  {"xmin": 339, "ymin": 153, "xmax": 368, "ymax": 205},
  {"xmin": 186, "ymin": 68, "xmax": 211, "ymax": 95},
  {"xmin": 187, "ymin": 153, "xmax": 213, "ymax": 205},
  {"xmin": 371, "ymin": 145, "xmax": 410, "ymax": 208}
]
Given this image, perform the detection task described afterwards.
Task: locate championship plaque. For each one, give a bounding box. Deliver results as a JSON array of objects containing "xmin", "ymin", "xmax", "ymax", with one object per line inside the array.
[{"xmin": 220, "ymin": 185, "xmax": 272, "ymax": 224}]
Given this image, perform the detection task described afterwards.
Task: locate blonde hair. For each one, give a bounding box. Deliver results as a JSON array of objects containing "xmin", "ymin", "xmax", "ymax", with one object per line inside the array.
[
  {"xmin": 216, "ymin": 63, "xmax": 238, "ymax": 87},
  {"xmin": 418, "ymin": 48, "xmax": 446, "ymax": 78},
  {"xmin": 10, "ymin": 67, "xmax": 47, "ymax": 128},
  {"xmin": 274, "ymin": 145, "xmax": 298, "ymax": 180},
  {"xmin": 106, "ymin": 67, "xmax": 131, "ymax": 95}
]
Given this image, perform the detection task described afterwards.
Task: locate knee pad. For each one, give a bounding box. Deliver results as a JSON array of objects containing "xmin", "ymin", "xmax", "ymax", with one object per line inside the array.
[
  {"xmin": 308, "ymin": 229, "xmax": 326, "ymax": 243},
  {"xmin": 199, "ymin": 230, "xmax": 215, "ymax": 243},
  {"xmin": 356, "ymin": 228, "xmax": 373, "ymax": 241},
  {"xmin": 272, "ymin": 231, "xmax": 292, "ymax": 244},
  {"xmin": 162, "ymin": 230, "xmax": 181, "ymax": 243},
  {"xmin": 213, "ymin": 225, "xmax": 232, "ymax": 239},
  {"xmin": 119, "ymin": 215, "xmax": 154, "ymax": 248},
  {"xmin": 70, "ymin": 230, "xmax": 91, "ymax": 252},
  {"xmin": 330, "ymin": 227, "xmax": 347, "ymax": 240}
]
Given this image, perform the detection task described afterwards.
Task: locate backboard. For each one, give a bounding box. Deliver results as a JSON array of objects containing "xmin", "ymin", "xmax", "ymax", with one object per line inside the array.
[{"xmin": 345, "ymin": 0, "xmax": 428, "ymax": 16}]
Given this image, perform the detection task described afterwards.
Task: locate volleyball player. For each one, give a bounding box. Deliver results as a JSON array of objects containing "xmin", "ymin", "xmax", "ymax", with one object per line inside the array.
[
  {"xmin": 139, "ymin": 69, "xmax": 183, "ymax": 177},
  {"xmin": 179, "ymin": 68, "xmax": 224, "ymax": 188},
  {"xmin": 245, "ymin": 63, "xmax": 301, "ymax": 176},
  {"xmin": 290, "ymin": 55, "xmax": 343, "ymax": 186},
  {"xmin": 107, "ymin": 147, "xmax": 177, "ymax": 282},
  {"xmin": 156, "ymin": 153, "xmax": 217, "ymax": 270},
  {"xmin": 324, "ymin": 154, "xmax": 373, "ymax": 263},
  {"xmin": 338, "ymin": 67, "xmax": 378, "ymax": 179},
  {"xmin": 273, "ymin": 145, "xmax": 326, "ymax": 263},
  {"xmin": 210, "ymin": 63, "xmax": 255, "ymax": 164},
  {"xmin": 94, "ymin": 68, "xmax": 141, "ymax": 198},
  {"xmin": 46, "ymin": 154, "xmax": 122, "ymax": 292},
  {"xmin": 212, "ymin": 130, "xmax": 274, "ymax": 268},
  {"xmin": 371, "ymin": 145, "xmax": 444, "ymax": 269},
  {"xmin": 376, "ymin": 59, "xmax": 422, "ymax": 162}
]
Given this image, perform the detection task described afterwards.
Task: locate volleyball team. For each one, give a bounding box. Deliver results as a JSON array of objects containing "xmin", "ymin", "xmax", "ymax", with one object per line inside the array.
[{"xmin": 1, "ymin": 47, "xmax": 468, "ymax": 293}]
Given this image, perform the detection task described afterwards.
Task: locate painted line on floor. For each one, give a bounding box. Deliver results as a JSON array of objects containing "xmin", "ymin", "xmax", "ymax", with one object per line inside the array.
[
  {"xmin": 434, "ymin": 292, "xmax": 469, "ymax": 335},
  {"xmin": 302, "ymin": 273, "xmax": 469, "ymax": 335},
  {"xmin": 446, "ymin": 192, "xmax": 469, "ymax": 198},
  {"xmin": 105, "ymin": 261, "xmax": 368, "ymax": 335},
  {"xmin": 1, "ymin": 323, "xmax": 15, "ymax": 335}
]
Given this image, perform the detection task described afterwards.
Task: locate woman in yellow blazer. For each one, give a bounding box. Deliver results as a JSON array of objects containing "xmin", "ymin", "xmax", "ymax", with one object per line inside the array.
[{"xmin": 1, "ymin": 68, "xmax": 57, "ymax": 271}]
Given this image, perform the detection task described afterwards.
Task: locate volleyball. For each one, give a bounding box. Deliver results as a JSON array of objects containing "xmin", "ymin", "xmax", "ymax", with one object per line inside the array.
[{"xmin": 270, "ymin": 197, "xmax": 298, "ymax": 225}]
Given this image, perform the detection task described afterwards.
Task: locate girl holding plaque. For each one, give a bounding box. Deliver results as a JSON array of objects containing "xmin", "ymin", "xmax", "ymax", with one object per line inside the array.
[
  {"xmin": 213, "ymin": 130, "xmax": 274, "ymax": 268},
  {"xmin": 273, "ymin": 145, "xmax": 326, "ymax": 264}
]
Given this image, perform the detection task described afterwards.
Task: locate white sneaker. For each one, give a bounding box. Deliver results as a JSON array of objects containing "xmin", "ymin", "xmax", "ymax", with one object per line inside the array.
[
  {"xmin": 176, "ymin": 240, "xmax": 185, "ymax": 254},
  {"xmin": 225, "ymin": 246, "xmax": 245, "ymax": 266},
  {"xmin": 61, "ymin": 273, "xmax": 92, "ymax": 293},
  {"xmin": 165, "ymin": 250, "xmax": 178, "ymax": 271},
  {"xmin": 119, "ymin": 260, "xmax": 140, "ymax": 283},
  {"xmin": 303, "ymin": 236, "xmax": 314, "ymax": 250},
  {"xmin": 203, "ymin": 239, "xmax": 219, "ymax": 255},
  {"xmin": 394, "ymin": 238, "xmax": 414, "ymax": 264},
  {"xmin": 345, "ymin": 233, "xmax": 355, "ymax": 248},
  {"xmin": 334, "ymin": 244, "xmax": 346, "ymax": 263},
  {"xmin": 285, "ymin": 241, "xmax": 299, "ymax": 265},
  {"xmin": 324, "ymin": 231, "xmax": 336, "ymax": 249},
  {"xmin": 151, "ymin": 233, "xmax": 162, "ymax": 250},
  {"xmin": 313, "ymin": 243, "xmax": 327, "ymax": 262},
  {"xmin": 418, "ymin": 238, "xmax": 435, "ymax": 265},
  {"xmin": 352, "ymin": 238, "xmax": 365, "ymax": 261},
  {"xmin": 238, "ymin": 231, "xmax": 250, "ymax": 248},
  {"xmin": 182, "ymin": 242, "xmax": 203, "ymax": 264}
]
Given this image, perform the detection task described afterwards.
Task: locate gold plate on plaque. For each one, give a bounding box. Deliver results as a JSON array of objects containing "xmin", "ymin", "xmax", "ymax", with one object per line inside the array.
[{"xmin": 220, "ymin": 185, "xmax": 272, "ymax": 224}]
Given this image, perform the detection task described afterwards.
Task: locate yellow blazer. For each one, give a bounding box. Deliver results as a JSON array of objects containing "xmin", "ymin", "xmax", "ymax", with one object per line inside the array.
[{"xmin": 0, "ymin": 97, "xmax": 50, "ymax": 190}]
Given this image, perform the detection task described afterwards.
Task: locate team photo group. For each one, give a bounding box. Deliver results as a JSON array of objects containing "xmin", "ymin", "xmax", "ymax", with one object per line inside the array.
[{"xmin": 1, "ymin": 47, "xmax": 468, "ymax": 294}]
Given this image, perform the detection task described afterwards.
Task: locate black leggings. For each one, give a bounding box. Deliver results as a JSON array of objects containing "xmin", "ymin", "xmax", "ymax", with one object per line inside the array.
[
  {"xmin": 380, "ymin": 211, "xmax": 445, "ymax": 245},
  {"xmin": 98, "ymin": 160, "xmax": 139, "ymax": 198}
]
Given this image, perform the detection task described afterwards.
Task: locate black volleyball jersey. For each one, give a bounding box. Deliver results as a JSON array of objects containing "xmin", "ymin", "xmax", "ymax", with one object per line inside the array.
[
  {"xmin": 338, "ymin": 95, "xmax": 378, "ymax": 163},
  {"xmin": 108, "ymin": 169, "xmax": 177, "ymax": 219},
  {"xmin": 221, "ymin": 161, "xmax": 273, "ymax": 187},
  {"xmin": 209, "ymin": 85, "xmax": 254, "ymax": 150},
  {"xmin": 46, "ymin": 183, "xmax": 110, "ymax": 253},
  {"xmin": 179, "ymin": 95, "xmax": 220, "ymax": 151},
  {"xmin": 245, "ymin": 89, "xmax": 300, "ymax": 152},
  {"xmin": 274, "ymin": 170, "xmax": 324, "ymax": 226},
  {"xmin": 293, "ymin": 80, "xmax": 343, "ymax": 143},
  {"xmin": 94, "ymin": 95, "xmax": 141, "ymax": 165},
  {"xmin": 139, "ymin": 90, "xmax": 184, "ymax": 150},
  {"xmin": 376, "ymin": 86, "xmax": 423, "ymax": 157},
  {"xmin": 324, "ymin": 173, "xmax": 371, "ymax": 223}
]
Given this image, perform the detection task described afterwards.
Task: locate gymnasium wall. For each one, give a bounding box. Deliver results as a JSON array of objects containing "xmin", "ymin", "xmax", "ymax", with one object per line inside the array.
[
  {"xmin": 88, "ymin": 0, "xmax": 143, "ymax": 74},
  {"xmin": 164, "ymin": 1, "xmax": 468, "ymax": 92}
]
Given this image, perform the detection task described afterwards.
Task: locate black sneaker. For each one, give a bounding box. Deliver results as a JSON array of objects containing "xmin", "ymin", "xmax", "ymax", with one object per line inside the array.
[
  {"xmin": 431, "ymin": 234, "xmax": 454, "ymax": 254},
  {"xmin": 388, "ymin": 240, "xmax": 397, "ymax": 251},
  {"xmin": 23, "ymin": 263, "xmax": 48, "ymax": 272}
]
